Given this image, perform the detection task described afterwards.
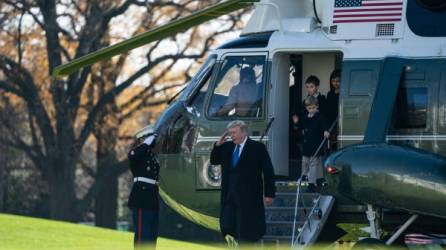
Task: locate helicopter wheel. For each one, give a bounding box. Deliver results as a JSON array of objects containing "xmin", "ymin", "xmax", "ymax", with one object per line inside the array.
[{"xmin": 351, "ymin": 238, "xmax": 387, "ymax": 250}]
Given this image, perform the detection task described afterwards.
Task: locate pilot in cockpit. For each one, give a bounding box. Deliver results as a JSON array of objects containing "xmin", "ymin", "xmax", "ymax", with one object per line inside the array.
[{"xmin": 217, "ymin": 67, "xmax": 260, "ymax": 117}]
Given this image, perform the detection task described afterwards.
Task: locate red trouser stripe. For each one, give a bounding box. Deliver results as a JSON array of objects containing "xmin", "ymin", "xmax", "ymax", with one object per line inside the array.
[{"xmin": 138, "ymin": 208, "xmax": 142, "ymax": 242}]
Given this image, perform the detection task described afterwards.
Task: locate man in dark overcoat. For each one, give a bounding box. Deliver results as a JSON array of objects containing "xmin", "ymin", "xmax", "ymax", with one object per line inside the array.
[{"xmin": 210, "ymin": 120, "xmax": 276, "ymax": 244}]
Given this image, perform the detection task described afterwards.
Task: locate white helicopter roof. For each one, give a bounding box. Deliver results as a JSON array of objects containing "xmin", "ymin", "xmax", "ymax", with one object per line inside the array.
[
  {"xmin": 54, "ymin": 0, "xmax": 446, "ymax": 77},
  {"xmin": 241, "ymin": 0, "xmax": 446, "ymax": 59}
]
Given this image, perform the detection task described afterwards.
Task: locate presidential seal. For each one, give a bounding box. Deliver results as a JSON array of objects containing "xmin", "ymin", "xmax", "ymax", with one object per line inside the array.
[{"xmin": 202, "ymin": 159, "xmax": 221, "ymax": 187}]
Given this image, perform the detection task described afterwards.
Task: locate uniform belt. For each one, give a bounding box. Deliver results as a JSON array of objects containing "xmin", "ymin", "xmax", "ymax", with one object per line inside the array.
[{"xmin": 133, "ymin": 177, "xmax": 157, "ymax": 185}]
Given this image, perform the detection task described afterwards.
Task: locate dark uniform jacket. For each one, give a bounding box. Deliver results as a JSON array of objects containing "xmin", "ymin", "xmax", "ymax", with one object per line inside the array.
[
  {"xmin": 210, "ymin": 138, "xmax": 276, "ymax": 241},
  {"xmin": 300, "ymin": 112, "xmax": 329, "ymax": 157},
  {"xmin": 127, "ymin": 143, "xmax": 160, "ymax": 211}
]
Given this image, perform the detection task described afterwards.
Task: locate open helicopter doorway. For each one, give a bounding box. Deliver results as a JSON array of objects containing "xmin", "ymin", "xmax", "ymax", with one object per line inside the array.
[{"xmin": 269, "ymin": 52, "xmax": 342, "ymax": 179}]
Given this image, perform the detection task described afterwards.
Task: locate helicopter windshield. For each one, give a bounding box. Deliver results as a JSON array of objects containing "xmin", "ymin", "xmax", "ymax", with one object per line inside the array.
[
  {"xmin": 207, "ymin": 55, "xmax": 267, "ymax": 118},
  {"xmin": 180, "ymin": 54, "xmax": 217, "ymax": 102}
]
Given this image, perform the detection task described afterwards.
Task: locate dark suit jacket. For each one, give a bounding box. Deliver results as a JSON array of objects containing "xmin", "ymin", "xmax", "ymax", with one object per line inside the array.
[
  {"xmin": 127, "ymin": 143, "xmax": 160, "ymax": 211},
  {"xmin": 325, "ymin": 90, "xmax": 339, "ymax": 126},
  {"xmin": 299, "ymin": 112, "xmax": 329, "ymax": 157},
  {"xmin": 210, "ymin": 138, "xmax": 276, "ymax": 241}
]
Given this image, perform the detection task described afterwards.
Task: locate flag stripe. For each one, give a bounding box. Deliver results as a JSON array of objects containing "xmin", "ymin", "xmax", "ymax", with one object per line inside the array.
[
  {"xmin": 362, "ymin": 2, "xmax": 403, "ymax": 6},
  {"xmin": 334, "ymin": 13, "xmax": 401, "ymax": 17},
  {"xmin": 334, "ymin": 18, "xmax": 401, "ymax": 23},
  {"xmin": 334, "ymin": 8, "xmax": 402, "ymax": 12}
]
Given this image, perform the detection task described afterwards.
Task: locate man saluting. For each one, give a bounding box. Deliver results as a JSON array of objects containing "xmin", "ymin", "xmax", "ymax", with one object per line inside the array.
[{"xmin": 210, "ymin": 120, "xmax": 276, "ymax": 245}]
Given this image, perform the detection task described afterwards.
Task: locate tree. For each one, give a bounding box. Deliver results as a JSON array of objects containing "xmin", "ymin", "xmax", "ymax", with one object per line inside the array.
[
  {"xmin": 0, "ymin": 0, "xmax": 248, "ymax": 225},
  {"xmin": 0, "ymin": 94, "xmax": 49, "ymax": 216}
]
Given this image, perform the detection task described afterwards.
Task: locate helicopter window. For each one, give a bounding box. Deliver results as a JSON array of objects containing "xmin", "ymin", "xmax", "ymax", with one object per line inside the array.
[
  {"xmin": 407, "ymin": 0, "xmax": 446, "ymax": 37},
  {"xmin": 207, "ymin": 55, "xmax": 266, "ymax": 118},
  {"xmin": 180, "ymin": 55, "xmax": 217, "ymax": 102},
  {"xmin": 349, "ymin": 70, "xmax": 375, "ymax": 96},
  {"xmin": 187, "ymin": 77, "xmax": 211, "ymax": 115},
  {"xmin": 393, "ymin": 87, "xmax": 428, "ymax": 129}
]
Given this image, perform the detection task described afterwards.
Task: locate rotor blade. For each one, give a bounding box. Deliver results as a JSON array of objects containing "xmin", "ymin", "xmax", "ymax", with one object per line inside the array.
[{"xmin": 53, "ymin": 0, "xmax": 258, "ymax": 77}]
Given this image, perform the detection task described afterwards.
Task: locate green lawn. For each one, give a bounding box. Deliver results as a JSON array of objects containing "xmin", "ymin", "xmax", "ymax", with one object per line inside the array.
[
  {"xmin": 3, "ymin": 213, "xmax": 434, "ymax": 250},
  {"xmin": 0, "ymin": 213, "xmax": 224, "ymax": 250}
]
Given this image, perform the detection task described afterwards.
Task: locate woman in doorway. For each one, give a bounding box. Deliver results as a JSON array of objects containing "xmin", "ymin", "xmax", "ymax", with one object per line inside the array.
[{"xmin": 325, "ymin": 69, "xmax": 341, "ymax": 151}]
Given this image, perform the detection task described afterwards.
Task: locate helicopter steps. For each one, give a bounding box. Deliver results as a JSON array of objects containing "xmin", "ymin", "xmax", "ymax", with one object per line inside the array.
[{"xmin": 261, "ymin": 182, "xmax": 335, "ymax": 249}]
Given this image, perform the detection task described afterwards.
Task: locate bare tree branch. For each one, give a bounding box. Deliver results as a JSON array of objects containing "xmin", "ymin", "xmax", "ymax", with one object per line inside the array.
[
  {"xmin": 17, "ymin": 9, "xmax": 25, "ymax": 67},
  {"xmin": 4, "ymin": 0, "xmax": 45, "ymax": 29},
  {"xmin": 37, "ymin": 0, "xmax": 63, "ymax": 73},
  {"xmin": 0, "ymin": 80, "xmax": 23, "ymax": 97},
  {"xmin": 76, "ymin": 63, "xmax": 150, "ymax": 150},
  {"xmin": 0, "ymin": 101, "xmax": 41, "ymax": 170},
  {"xmin": 26, "ymin": 107, "xmax": 45, "ymax": 161},
  {"xmin": 119, "ymin": 59, "xmax": 176, "ymax": 111},
  {"xmin": 79, "ymin": 158, "xmax": 96, "ymax": 178},
  {"xmin": 119, "ymin": 85, "xmax": 181, "ymax": 122},
  {"xmin": 0, "ymin": 55, "xmax": 56, "ymax": 149}
]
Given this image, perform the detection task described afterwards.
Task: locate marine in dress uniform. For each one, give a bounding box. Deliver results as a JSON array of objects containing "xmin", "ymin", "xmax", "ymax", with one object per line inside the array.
[{"xmin": 128, "ymin": 126, "xmax": 160, "ymax": 249}]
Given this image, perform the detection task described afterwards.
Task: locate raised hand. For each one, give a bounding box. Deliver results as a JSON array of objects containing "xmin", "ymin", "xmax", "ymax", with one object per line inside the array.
[
  {"xmin": 292, "ymin": 115, "xmax": 299, "ymax": 124},
  {"xmin": 216, "ymin": 131, "xmax": 228, "ymax": 146}
]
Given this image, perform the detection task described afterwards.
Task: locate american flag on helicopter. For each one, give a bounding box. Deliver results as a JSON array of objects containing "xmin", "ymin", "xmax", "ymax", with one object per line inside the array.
[{"xmin": 333, "ymin": 0, "xmax": 404, "ymax": 24}]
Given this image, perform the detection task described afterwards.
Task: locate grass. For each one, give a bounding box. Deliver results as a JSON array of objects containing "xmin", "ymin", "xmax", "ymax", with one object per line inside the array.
[
  {"xmin": 0, "ymin": 213, "xmax": 224, "ymax": 250},
  {"xmin": 2, "ymin": 213, "xmax": 433, "ymax": 250},
  {"xmin": 0, "ymin": 213, "xmax": 362, "ymax": 250}
]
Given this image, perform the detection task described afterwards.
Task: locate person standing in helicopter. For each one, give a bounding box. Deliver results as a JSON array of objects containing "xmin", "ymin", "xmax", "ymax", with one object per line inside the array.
[
  {"xmin": 217, "ymin": 67, "xmax": 260, "ymax": 117},
  {"xmin": 127, "ymin": 126, "xmax": 159, "ymax": 250},
  {"xmin": 293, "ymin": 96, "xmax": 330, "ymax": 192},
  {"xmin": 292, "ymin": 75, "xmax": 327, "ymax": 182},
  {"xmin": 325, "ymin": 69, "xmax": 341, "ymax": 152}
]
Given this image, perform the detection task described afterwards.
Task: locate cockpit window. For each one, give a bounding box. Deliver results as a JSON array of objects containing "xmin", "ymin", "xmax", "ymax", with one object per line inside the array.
[
  {"xmin": 180, "ymin": 54, "xmax": 217, "ymax": 102},
  {"xmin": 207, "ymin": 55, "xmax": 266, "ymax": 119},
  {"xmin": 186, "ymin": 76, "xmax": 210, "ymax": 116}
]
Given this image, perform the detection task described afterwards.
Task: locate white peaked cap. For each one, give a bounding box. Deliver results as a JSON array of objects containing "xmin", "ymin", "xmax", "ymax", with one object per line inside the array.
[{"xmin": 134, "ymin": 124, "xmax": 155, "ymax": 140}]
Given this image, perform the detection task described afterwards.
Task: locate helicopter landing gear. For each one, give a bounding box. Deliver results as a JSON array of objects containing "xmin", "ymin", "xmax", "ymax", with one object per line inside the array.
[
  {"xmin": 354, "ymin": 205, "xmax": 420, "ymax": 249},
  {"xmin": 385, "ymin": 214, "xmax": 418, "ymax": 245},
  {"xmin": 365, "ymin": 204, "xmax": 382, "ymax": 239},
  {"xmin": 351, "ymin": 205, "xmax": 385, "ymax": 250}
]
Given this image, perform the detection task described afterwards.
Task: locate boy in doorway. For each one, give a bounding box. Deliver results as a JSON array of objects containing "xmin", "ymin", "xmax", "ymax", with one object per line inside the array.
[
  {"xmin": 292, "ymin": 96, "xmax": 329, "ymax": 192},
  {"xmin": 291, "ymin": 75, "xmax": 327, "ymax": 133},
  {"xmin": 301, "ymin": 75, "xmax": 326, "ymax": 116}
]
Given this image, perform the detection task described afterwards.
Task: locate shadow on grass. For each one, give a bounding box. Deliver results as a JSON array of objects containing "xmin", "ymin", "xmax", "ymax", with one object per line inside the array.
[{"xmin": 157, "ymin": 200, "xmax": 222, "ymax": 243}]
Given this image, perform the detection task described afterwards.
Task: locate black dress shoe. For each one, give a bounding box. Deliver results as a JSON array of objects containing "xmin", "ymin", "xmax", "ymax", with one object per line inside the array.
[
  {"xmin": 307, "ymin": 183, "xmax": 317, "ymax": 193},
  {"xmin": 317, "ymin": 178, "xmax": 327, "ymax": 187}
]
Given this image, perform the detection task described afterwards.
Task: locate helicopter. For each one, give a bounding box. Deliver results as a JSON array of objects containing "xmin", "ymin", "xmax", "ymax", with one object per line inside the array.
[{"xmin": 54, "ymin": 0, "xmax": 446, "ymax": 246}]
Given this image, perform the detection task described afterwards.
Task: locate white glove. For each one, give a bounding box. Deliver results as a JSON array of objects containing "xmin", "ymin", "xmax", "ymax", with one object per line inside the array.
[{"xmin": 143, "ymin": 134, "xmax": 156, "ymax": 146}]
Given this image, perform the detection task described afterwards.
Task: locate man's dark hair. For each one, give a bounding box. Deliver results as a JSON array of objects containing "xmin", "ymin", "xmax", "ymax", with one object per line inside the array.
[{"xmin": 305, "ymin": 75, "xmax": 320, "ymax": 86}]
